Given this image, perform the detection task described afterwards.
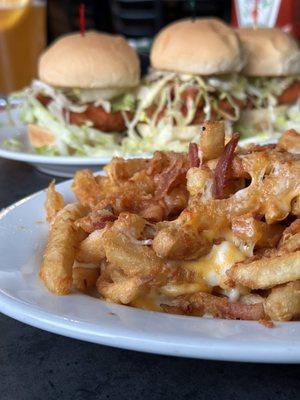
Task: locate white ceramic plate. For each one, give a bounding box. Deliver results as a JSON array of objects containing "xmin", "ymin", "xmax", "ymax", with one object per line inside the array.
[
  {"xmin": 0, "ymin": 179, "xmax": 300, "ymax": 363},
  {"xmin": 0, "ymin": 107, "xmax": 150, "ymax": 177}
]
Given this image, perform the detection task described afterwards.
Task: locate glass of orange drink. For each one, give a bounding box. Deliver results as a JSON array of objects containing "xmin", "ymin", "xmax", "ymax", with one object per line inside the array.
[{"xmin": 0, "ymin": 0, "xmax": 46, "ymax": 94}]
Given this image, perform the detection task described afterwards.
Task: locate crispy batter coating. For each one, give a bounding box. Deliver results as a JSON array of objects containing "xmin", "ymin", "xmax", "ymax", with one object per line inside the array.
[
  {"xmin": 265, "ymin": 281, "xmax": 300, "ymax": 321},
  {"xmin": 40, "ymin": 204, "xmax": 87, "ymax": 295},
  {"xmin": 228, "ymin": 251, "xmax": 300, "ymax": 289},
  {"xmin": 73, "ymin": 152, "xmax": 189, "ymax": 227},
  {"xmin": 199, "ymin": 121, "xmax": 225, "ymax": 161},
  {"xmin": 277, "ymin": 129, "xmax": 300, "ymax": 154},
  {"xmin": 231, "ymin": 214, "xmax": 284, "ymax": 248},
  {"xmin": 72, "ymin": 169, "xmax": 115, "ymax": 208},
  {"xmin": 153, "ymin": 226, "xmax": 210, "ymax": 260},
  {"xmin": 161, "ymin": 292, "xmax": 266, "ymax": 321},
  {"xmin": 45, "ymin": 181, "xmax": 65, "ymax": 223},
  {"xmin": 75, "ymin": 229, "xmax": 106, "ymax": 263},
  {"xmin": 73, "ymin": 265, "xmax": 100, "ymax": 292}
]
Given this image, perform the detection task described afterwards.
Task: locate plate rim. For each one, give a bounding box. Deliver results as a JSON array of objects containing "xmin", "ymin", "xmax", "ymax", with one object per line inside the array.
[
  {"xmin": 1, "ymin": 287, "xmax": 300, "ymax": 363},
  {"xmin": 0, "ymin": 146, "xmax": 152, "ymax": 165}
]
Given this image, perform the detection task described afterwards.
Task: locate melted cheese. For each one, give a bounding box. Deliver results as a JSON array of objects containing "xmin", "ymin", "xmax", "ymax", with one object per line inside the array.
[
  {"xmin": 130, "ymin": 241, "xmax": 247, "ymax": 312},
  {"xmin": 130, "ymin": 294, "xmax": 162, "ymax": 312},
  {"xmin": 182, "ymin": 241, "xmax": 246, "ymax": 289},
  {"xmin": 160, "ymin": 282, "xmax": 211, "ymax": 297}
]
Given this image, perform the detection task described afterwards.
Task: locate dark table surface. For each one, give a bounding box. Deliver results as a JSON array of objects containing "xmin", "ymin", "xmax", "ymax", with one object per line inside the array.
[{"xmin": 1, "ymin": 158, "xmax": 300, "ymax": 400}]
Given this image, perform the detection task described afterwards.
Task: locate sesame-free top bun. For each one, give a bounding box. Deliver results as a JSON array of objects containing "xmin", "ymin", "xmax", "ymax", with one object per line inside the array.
[
  {"xmin": 237, "ymin": 27, "xmax": 300, "ymax": 76},
  {"xmin": 38, "ymin": 31, "xmax": 140, "ymax": 88},
  {"xmin": 150, "ymin": 18, "xmax": 245, "ymax": 75}
]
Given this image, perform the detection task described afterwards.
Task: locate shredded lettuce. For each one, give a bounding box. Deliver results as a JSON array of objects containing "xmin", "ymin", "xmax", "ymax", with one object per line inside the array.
[
  {"xmin": 123, "ymin": 71, "xmax": 247, "ymax": 152},
  {"xmin": 10, "ymin": 73, "xmax": 300, "ymax": 157},
  {"xmin": 12, "ymin": 80, "xmax": 141, "ymax": 157},
  {"xmin": 18, "ymin": 95, "xmax": 123, "ymax": 157},
  {"xmin": 237, "ymin": 77, "xmax": 300, "ymax": 139},
  {"xmin": 2, "ymin": 138, "xmax": 22, "ymax": 150},
  {"xmin": 112, "ymin": 93, "xmax": 135, "ymax": 112},
  {"xmin": 245, "ymin": 76, "xmax": 296, "ymax": 108}
]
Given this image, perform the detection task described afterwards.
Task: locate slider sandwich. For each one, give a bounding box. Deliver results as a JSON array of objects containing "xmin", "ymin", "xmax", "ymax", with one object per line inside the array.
[
  {"xmin": 20, "ymin": 31, "xmax": 140, "ymax": 156},
  {"xmin": 124, "ymin": 18, "xmax": 246, "ymax": 152},
  {"xmin": 236, "ymin": 27, "xmax": 300, "ymax": 139}
]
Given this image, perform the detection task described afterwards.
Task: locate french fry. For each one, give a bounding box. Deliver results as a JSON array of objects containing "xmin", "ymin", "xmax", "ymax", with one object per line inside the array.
[
  {"xmin": 278, "ymin": 219, "xmax": 300, "ymax": 253},
  {"xmin": 292, "ymin": 196, "xmax": 300, "ymax": 217},
  {"xmin": 72, "ymin": 169, "xmax": 110, "ymax": 207},
  {"xmin": 265, "ymin": 281, "xmax": 300, "ymax": 321},
  {"xmin": 40, "ymin": 203, "xmax": 87, "ymax": 295},
  {"xmin": 102, "ymin": 229, "xmax": 162, "ymax": 277},
  {"xmin": 75, "ymin": 229, "xmax": 106, "ymax": 263},
  {"xmin": 97, "ymin": 273, "xmax": 144, "ymax": 304},
  {"xmin": 231, "ymin": 214, "xmax": 284, "ymax": 248},
  {"xmin": 277, "ymin": 129, "xmax": 300, "ymax": 154},
  {"xmin": 152, "ymin": 226, "xmax": 210, "ymax": 260},
  {"xmin": 228, "ymin": 251, "xmax": 300, "ymax": 289},
  {"xmin": 104, "ymin": 157, "xmax": 149, "ymax": 184},
  {"xmin": 45, "ymin": 181, "xmax": 64, "ymax": 223},
  {"xmin": 186, "ymin": 167, "xmax": 213, "ymax": 197},
  {"xmin": 199, "ymin": 121, "xmax": 225, "ymax": 161},
  {"xmin": 73, "ymin": 262, "xmax": 100, "ymax": 292},
  {"xmin": 161, "ymin": 292, "xmax": 266, "ymax": 320}
]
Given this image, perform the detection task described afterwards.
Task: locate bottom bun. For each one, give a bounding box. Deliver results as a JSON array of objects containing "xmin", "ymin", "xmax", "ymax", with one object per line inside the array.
[{"xmin": 27, "ymin": 124, "xmax": 55, "ymax": 148}]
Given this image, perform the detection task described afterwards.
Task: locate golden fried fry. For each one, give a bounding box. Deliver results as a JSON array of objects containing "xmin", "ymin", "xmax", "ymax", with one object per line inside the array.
[
  {"xmin": 161, "ymin": 292, "xmax": 266, "ymax": 320},
  {"xmin": 231, "ymin": 214, "xmax": 284, "ymax": 248},
  {"xmin": 228, "ymin": 251, "xmax": 300, "ymax": 289},
  {"xmin": 102, "ymin": 228, "xmax": 162, "ymax": 278},
  {"xmin": 97, "ymin": 272, "xmax": 145, "ymax": 304},
  {"xmin": 75, "ymin": 207, "xmax": 116, "ymax": 233},
  {"xmin": 292, "ymin": 196, "xmax": 300, "ymax": 217},
  {"xmin": 186, "ymin": 167, "xmax": 214, "ymax": 197},
  {"xmin": 278, "ymin": 219, "xmax": 300, "ymax": 253},
  {"xmin": 112, "ymin": 212, "xmax": 147, "ymax": 238},
  {"xmin": 45, "ymin": 181, "xmax": 64, "ymax": 223},
  {"xmin": 72, "ymin": 169, "xmax": 114, "ymax": 207},
  {"xmin": 72, "ymin": 262, "xmax": 100, "ymax": 292},
  {"xmin": 153, "ymin": 226, "xmax": 210, "ymax": 260},
  {"xmin": 75, "ymin": 229, "xmax": 106, "ymax": 263},
  {"xmin": 104, "ymin": 157, "xmax": 149, "ymax": 184},
  {"xmin": 277, "ymin": 129, "xmax": 300, "ymax": 154},
  {"xmin": 265, "ymin": 281, "xmax": 300, "ymax": 321},
  {"xmin": 199, "ymin": 121, "xmax": 225, "ymax": 161},
  {"xmin": 40, "ymin": 204, "xmax": 87, "ymax": 295}
]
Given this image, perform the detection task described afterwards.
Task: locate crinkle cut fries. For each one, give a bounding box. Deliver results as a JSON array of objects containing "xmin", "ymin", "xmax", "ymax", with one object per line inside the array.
[{"xmin": 40, "ymin": 122, "xmax": 300, "ymax": 323}]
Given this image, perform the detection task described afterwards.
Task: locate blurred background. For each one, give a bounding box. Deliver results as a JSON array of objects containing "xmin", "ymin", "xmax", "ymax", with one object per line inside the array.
[{"xmin": 0, "ymin": 0, "xmax": 299, "ymax": 94}]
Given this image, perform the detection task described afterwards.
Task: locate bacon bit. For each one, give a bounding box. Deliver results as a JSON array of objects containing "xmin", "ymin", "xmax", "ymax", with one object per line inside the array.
[
  {"xmin": 254, "ymin": 214, "xmax": 264, "ymax": 221},
  {"xmin": 188, "ymin": 142, "xmax": 200, "ymax": 168},
  {"xmin": 88, "ymin": 214, "xmax": 116, "ymax": 232},
  {"xmin": 212, "ymin": 133, "xmax": 240, "ymax": 199},
  {"xmin": 76, "ymin": 207, "xmax": 116, "ymax": 233},
  {"xmin": 259, "ymin": 319, "xmax": 274, "ymax": 328},
  {"xmin": 154, "ymin": 154, "xmax": 187, "ymax": 197}
]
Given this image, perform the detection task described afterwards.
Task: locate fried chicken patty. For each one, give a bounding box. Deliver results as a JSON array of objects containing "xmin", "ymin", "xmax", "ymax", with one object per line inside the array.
[{"xmin": 37, "ymin": 94, "xmax": 132, "ymax": 133}]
